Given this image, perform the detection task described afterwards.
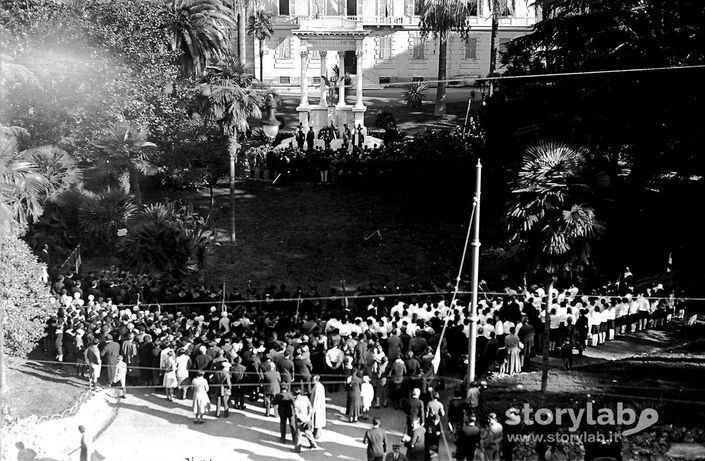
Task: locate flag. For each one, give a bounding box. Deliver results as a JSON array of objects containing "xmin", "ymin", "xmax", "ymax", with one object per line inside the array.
[
  {"xmin": 74, "ymin": 246, "xmax": 81, "ymax": 274},
  {"xmin": 666, "ymin": 252, "xmax": 673, "ymax": 273},
  {"xmin": 432, "ymin": 344, "xmax": 441, "ymax": 374}
]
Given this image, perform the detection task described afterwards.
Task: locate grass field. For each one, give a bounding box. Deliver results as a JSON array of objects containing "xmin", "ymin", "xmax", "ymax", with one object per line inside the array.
[
  {"xmin": 139, "ymin": 179, "xmax": 475, "ymax": 295},
  {"xmin": 5, "ymin": 358, "xmax": 88, "ymax": 420}
]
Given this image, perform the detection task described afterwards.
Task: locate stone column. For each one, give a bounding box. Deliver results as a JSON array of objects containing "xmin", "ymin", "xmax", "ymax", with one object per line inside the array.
[
  {"xmin": 300, "ymin": 50, "xmax": 309, "ymax": 107},
  {"xmin": 319, "ymin": 50, "xmax": 328, "ymax": 107},
  {"xmin": 336, "ymin": 50, "xmax": 346, "ymax": 107},
  {"xmin": 355, "ymin": 48, "xmax": 364, "ymax": 108}
]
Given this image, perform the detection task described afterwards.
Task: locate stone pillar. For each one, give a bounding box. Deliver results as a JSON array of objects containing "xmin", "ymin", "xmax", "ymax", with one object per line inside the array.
[
  {"xmin": 354, "ymin": 48, "xmax": 364, "ymax": 108},
  {"xmin": 336, "ymin": 50, "xmax": 346, "ymax": 107},
  {"xmin": 352, "ymin": 44, "xmax": 366, "ymax": 129},
  {"xmin": 300, "ymin": 50, "xmax": 309, "ymax": 107},
  {"xmin": 319, "ymin": 50, "xmax": 328, "ymax": 107}
]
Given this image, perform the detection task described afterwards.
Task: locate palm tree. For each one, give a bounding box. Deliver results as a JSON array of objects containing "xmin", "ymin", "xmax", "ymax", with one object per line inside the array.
[
  {"xmin": 419, "ymin": 0, "xmax": 472, "ymax": 116},
  {"xmin": 198, "ymin": 58, "xmax": 262, "ymax": 262},
  {"xmin": 94, "ymin": 123, "xmax": 158, "ymax": 208},
  {"xmin": 164, "ymin": 0, "xmax": 237, "ymax": 77},
  {"xmin": 79, "ymin": 188, "xmax": 138, "ymax": 252},
  {"xmin": 247, "ymin": 9, "xmax": 274, "ymax": 82},
  {"xmin": 506, "ymin": 142, "xmax": 607, "ymax": 393},
  {"xmin": 230, "ymin": 0, "xmax": 251, "ymax": 65},
  {"xmin": 22, "ymin": 145, "xmax": 82, "ymax": 201},
  {"xmin": 488, "ymin": 0, "xmax": 513, "ymax": 75},
  {"xmin": 0, "ymin": 136, "xmax": 48, "ymax": 236}
]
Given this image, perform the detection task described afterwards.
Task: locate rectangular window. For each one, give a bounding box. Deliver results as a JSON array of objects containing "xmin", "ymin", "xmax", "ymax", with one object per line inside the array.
[
  {"xmin": 275, "ymin": 36, "xmax": 291, "ymax": 59},
  {"xmin": 413, "ymin": 0, "xmax": 424, "ymax": 15},
  {"xmin": 404, "ymin": 0, "xmax": 414, "ymax": 16},
  {"xmin": 279, "ymin": 0, "xmax": 290, "ymax": 15},
  {"xmin": 411, "ymin": 36, "xmax": 424, "ymax": 60},
  {"xmin": 280, "ymin": 76, "xmax": 291, "ymax": 84},
  {"xmin": 412, "ymin": 76, "xmax": 424, "ymax": 82},
  {"xmin": 379, "ymin": 36, "xmax": 392, "ymax": 60},
  {"xmin": 379, "ymin": 76, "xmax": 391, "ymax": 84},
  {"xmin": 467, "ymin": 0, "xmax": 477, "ymax": 15},
  {"xmin": 310, "ymin": 50, "xmax": 320, "ymax": 60},
  {"xmin": 312, "ymin": 76, "xmax": 322, "ymax": 84},
  {"xmin": 465, "ymin": 38, "xmax": 477, "ymax": 60}
]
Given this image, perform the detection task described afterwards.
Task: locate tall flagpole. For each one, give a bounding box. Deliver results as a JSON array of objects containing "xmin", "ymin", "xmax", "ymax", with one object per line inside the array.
[{"xmin": 467, "ymin": 159, "xmax": 482, "ymax": 384}]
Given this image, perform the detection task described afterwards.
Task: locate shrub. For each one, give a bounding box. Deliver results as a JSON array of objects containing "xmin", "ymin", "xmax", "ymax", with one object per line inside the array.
[
  {"xmin": 117, "ymin": 202, "xmax": 213, "ymax": 276},
  {"xmin": 375, "ymin": 110, "xmax": 397, "ymax": 130},
  {"xmin": 0, "ymin": 235, "xmax": 51, "ymax": 357},
  {"xmin": 401, "ymin": 82, "xmax": 428, "ymax": 109}
]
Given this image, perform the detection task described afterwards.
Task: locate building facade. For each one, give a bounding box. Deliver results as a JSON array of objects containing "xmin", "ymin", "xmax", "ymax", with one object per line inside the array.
[{"xmin": 256, "ymin": 0, "xmax": 538, "ymax": 88}]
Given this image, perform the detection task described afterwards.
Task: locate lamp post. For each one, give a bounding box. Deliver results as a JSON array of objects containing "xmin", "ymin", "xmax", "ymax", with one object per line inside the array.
[{"xmin": 262, "ymin": 93, "xmax": 280, "ymax": 141}]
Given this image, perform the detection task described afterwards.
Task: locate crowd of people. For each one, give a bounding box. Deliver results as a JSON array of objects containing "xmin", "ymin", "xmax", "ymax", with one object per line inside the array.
[
  {"xmin": 43, "ymin": 267, "xmax": 684, "ymax": 460},
  {"xmin": 244, "ymin": 121, "xmax": 413, "ymax": 186}
]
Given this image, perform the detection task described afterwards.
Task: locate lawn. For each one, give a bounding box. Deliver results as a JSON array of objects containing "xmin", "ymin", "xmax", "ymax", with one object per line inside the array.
[
  {"xmin": 138, "ymin": 179, "xmax": 475, "ymax": 296},
  {"xmin": 5, "ymin": 358, "xmax": 89, "ymax": 420}
]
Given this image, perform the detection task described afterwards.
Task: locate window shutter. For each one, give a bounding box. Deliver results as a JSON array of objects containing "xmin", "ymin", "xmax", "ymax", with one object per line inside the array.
[{"xmin": 465, "ymin": 38, "xmax": 477, "ymax": 60}]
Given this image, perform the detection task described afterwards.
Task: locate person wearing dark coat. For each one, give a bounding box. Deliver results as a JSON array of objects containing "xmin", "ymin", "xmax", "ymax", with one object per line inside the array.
[
  {"xmin": 261, "ymin": 361, "xmax": 282, "ymax": 417},
  {"xmin": 120, "ymin": 334, "xmax": 140, "ymax": 383},
  {"xmin": 404, "ymin": 418, "xmax": 426, "ymax": 461},
  {"xmin": 404, "ymin": 388, "xmax": 425, "ymax": 435},
  {"xmin": 230, "ymin": 356, "xmax": 247, "ymax": 410},
  {"xmin": 273, "ymin": 384, "xmax": 296, "ymax": 443},
  {"xmin": 139, "ymin": 335, "xmax": 154, "ymax": 384},
  {"xmin": 455, "ymin": 417, "xmax": 481, "ymax": 461},
  {"xmin": 100, "ymin": 335, "xmax": 120, "ymax": 384},
  {"xmin": 482, "ymin": 332, "xmax": 499, "ymax": 374},
  {"xmin": 278, "ymin": 350, "xmax": 295, "ymax": 385},
  {"xmin": 293, "ymin": 352, "xmax": 313, "ymax": 395},
  {"xmin": 346, "ymin": 369, "xmax": 362, "ymax": 422},
  {"xmin": 517, "ymin": 319, "xmax": 535, "ymax": 372},
  {"xmin": 211, "ymin": 360, "xmax": 232, "ymax": 417},
  {"xmin": 306, "ymin": 127, "xmax": 315, "ymax": 151},
  {"xmin": 363, "ymin": 416, "xmax": 388, "ymax": 461}
]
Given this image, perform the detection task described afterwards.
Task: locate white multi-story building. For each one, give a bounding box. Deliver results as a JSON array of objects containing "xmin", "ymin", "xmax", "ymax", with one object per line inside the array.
[
  {"xmin": 256, "ymin": 0, "xmax": 538, "ymax": 88},
  {"xmin": 249, "ymin": 0, "xmax": 537, "ymax": 131}
]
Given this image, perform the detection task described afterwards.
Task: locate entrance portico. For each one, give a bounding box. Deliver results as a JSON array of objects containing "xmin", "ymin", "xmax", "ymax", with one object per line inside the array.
[{"xmin": 293, "ymin": 18, "xmax": 369, "ymax": 133}]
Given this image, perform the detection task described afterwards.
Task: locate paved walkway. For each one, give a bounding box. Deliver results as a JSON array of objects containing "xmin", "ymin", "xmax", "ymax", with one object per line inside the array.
[
  {"xmin": 86, "ymin": 323, "xmax": 692, "ymax": 461},
  {"xmin": 90, "ymin": 390, "xmax": 411, "ymax": 461}
]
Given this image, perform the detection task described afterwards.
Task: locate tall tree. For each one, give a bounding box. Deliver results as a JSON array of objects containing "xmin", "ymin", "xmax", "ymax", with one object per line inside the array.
[
  {"xmin": 164, "ymin": 0, "xmax": 237, "ymax": 76},
  {"xmin": 198, "ymin": 58, "xmax": 262, "ymax": 262},
  {"xmin": 247, "ymin": 9, "xmax": 274, "ymax": 82},
  {"xmin": 94, "ymin": 123, "xmax": 158, "ymax": 208},
  {"xmin": 0, "ymin": 136, "xmax": 48, "ymax": 236},
  {"xmin": 419, "ymin": 0, "xmax": 472, "ymax": 116},
  {"xmin": 488, "ymin": 0, "xmax": 512, "ymax": 75},
  {"xmin": 506, "ymin": 141, "xmax": 607, "ymax": 392}
]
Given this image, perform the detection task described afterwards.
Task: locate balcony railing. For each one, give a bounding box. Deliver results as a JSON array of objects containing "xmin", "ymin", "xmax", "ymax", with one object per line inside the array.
[{"xmin": 276, "ymin": 14, "xmax": 535, "ymax": 28}]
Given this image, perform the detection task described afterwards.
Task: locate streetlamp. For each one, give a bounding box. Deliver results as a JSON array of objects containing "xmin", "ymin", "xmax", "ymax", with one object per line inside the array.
[{"xmin": 262, "ymin": 93, "xmax": 280, "ymax": 141}]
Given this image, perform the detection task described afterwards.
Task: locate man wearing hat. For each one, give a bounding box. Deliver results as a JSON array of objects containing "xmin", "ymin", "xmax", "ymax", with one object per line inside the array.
[
  {"xmin": 100, "ymin": 334, "xmax": 120, "ymax": 385},
  {"xmin": 273, "ymin": 383, "xmax": 296, "ymax": 443},
  {"xmin": 292, "ymin": 388, "xmax": 318, "ymax": 452},
  {"xmin": 455, "ymin": 416, "xmax": 481, "ymax": 461},
  {"xmin": 383, "ymin": 443, "xmax": 408, "ymax": 461}
]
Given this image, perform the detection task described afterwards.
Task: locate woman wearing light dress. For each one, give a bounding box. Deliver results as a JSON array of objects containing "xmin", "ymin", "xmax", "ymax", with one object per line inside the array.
[
  {"xmin": 360, "ymin": 375, "xmax": 374, "ymax": 420},
  {"xmin": 162, "ymin": 350, "xmax": 178, "ymax": 401},
  {"xmin": 502, "ymin": 327, "xmax": 523, "ymax": 375},
  {"xmin": 191, "ymin": 370, "xmax": 210, "ymax": 424},
  {"xmin": 175, "ymin": 348, "xmax": 192, "ymax": 399}
]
